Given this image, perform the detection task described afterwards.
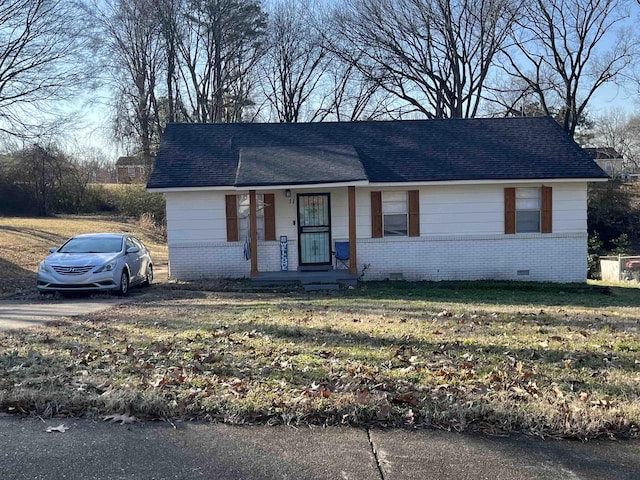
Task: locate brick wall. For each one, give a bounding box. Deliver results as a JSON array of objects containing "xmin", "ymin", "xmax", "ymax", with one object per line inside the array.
[
  {"xmin": 356, "ymin": 233, "xmax": 586, "ymax": 283},
  {"xmin": 168, "ymin": 240, "xmax": 296, "ymax": 280},
  {"xmin": 168, "ymin": 233, "xmax": 586, "ymax": 283}
]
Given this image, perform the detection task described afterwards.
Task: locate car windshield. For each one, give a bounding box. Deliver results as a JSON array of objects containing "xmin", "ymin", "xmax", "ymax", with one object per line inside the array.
[{"xmin": 58, "ymin": 237, "xmax": 123, "ymax": 254}]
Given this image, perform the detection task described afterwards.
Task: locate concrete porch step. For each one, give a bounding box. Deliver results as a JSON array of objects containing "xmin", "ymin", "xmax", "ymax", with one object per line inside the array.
[
  {"xmin": 252, "ymin": 270, "xmax": 357, "ymax": 288},
  {"xmin": 303, "ymin": 283, "xmax": 340, "ymax": 291}
]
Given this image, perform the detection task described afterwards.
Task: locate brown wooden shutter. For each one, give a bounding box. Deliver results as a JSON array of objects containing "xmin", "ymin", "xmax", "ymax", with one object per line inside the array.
[
  {"xmin": 264, "ymin": 193, "xmax": 276, "ymax": 240},
  {"xmin": 504, "ymin": 188, "xmax": 516, "ymax": 234},
  {"xmin": 371, "ymin": 191, "xmax": 383, "ymax": 238},
  {"xmin": 408, "ymin": 190, "xmax": 420, "ymax": 237},
  {"xmin": 225, "ymin": 195, "xmax": 239, "ymax": 242},
  {"xmin": 541, "ymin": 186, "xmax": 552, "ymax": 233}
]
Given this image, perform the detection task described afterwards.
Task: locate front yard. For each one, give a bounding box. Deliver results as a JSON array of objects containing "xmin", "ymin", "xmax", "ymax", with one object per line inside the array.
[{"xmin": 1, "ymin": 281, "xmax": 639, "ymax": 440}]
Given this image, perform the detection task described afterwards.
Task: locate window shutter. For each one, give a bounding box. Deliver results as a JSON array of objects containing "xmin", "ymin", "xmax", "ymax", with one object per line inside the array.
[
  {"xmin": 371, "ymin": 191, "xmax": 383, "ymax": 238},
  {"xmin": 264, "ymin": 193, "xmax": 276, "ymax": 241},
  {"xmin": 408, "ymin": 190, "xmax": 420, "ymax": 237},
  {"xmin": 225, "ymin": 195, "xmax": 239, "ymax": 242},
  {"xmin": 504, "ymin": 188, "xmax": 516, "ymax": 234},
  {"xmin": 541, "ymin": 186, "xmax": 552, "ymax": 233}
]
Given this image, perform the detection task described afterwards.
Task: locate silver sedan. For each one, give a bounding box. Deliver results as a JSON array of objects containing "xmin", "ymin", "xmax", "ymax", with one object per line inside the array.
[{"xmin": 36, "ymin": 233, "xmax": 153, "ymax": 296}]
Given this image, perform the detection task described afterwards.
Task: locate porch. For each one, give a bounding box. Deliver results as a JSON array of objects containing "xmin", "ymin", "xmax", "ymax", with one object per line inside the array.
[
  {"xmin": 252, "ymin": 269, "xmax": 358, "ymax": 290},
  {"xmin": 246, "ymin": 186, "xmax": 358, "ymax": 278}
]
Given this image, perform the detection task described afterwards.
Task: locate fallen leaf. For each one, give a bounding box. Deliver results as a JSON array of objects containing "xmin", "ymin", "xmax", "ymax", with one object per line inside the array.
[
  {"xmin": 354, "ymin": 389, "xmax": 370, "ymax": 403},
  {"xmin": 392, "ymin": 392, "xmax": 419, "ymax": 406},
  {"xmin": 377, "ymin": 403, "xmax": 391, "ymax": 420},
  {"xmin": 103, "ymin": 413, "xmax": 137, "ymax": 425},
  {"xmin": 46, "ymin": 424, "xmax": 69, "ymax": 433}
]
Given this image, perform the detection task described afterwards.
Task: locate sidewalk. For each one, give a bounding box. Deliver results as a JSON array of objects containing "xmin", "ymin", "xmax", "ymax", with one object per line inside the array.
[{"xmin": 1, "ymin": 416, "xmax": 638, "ymax": 479}]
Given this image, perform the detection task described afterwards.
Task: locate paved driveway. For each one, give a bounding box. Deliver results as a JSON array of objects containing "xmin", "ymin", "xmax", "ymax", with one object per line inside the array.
[
  {"xmin": 0, "ymin": 297, "xmax": 127, "ymax": 331},
  {"xmin": 0, "ymin": 266, "xmax": 167, "ymax": 331}
]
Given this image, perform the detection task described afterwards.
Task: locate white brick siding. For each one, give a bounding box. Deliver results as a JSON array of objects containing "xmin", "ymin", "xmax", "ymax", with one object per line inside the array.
[
  {"xmin": 169, "ymin": 233, "xmax": 585, "ymax": 282},
  {"xmin": 169, "ymin": 240, "xmax": 297, "ymax": 280},
  {"xmin": 355, "ymin": 233, "xmax": 586, "ymax": 283},
  {"xmin": 164, "ymin": 182, "xmax": 590, "ymax": 283}
]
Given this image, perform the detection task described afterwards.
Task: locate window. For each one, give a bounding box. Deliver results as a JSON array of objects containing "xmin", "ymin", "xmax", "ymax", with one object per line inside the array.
[
  {"xmin": 238, "ymin": 194, "xmax": 265, "ymax": 241},
  {"xmin": 516, "ymin": 187, "xmax": 540, "ymax": 233},
  {"xmin": 383, "ymin": 191, "xmax": 408, "ymax": 236},
  {"xmin": 127, "ymin": 166, "xmax": 135, "ymax": 177},
  {"xmin": 125, "ymin": 237, "xmax": 136, "ymax": 251},
  {"xmin": 505, "ymin": 186, "xmax": 552, "ymax": 234},
  {"xmin": 371, "ymin": 190, "xmax": 419, "ymax": 238},
  {"xmin": 225, "ymin": 193, "xmax": 276, "ymax": 242}
]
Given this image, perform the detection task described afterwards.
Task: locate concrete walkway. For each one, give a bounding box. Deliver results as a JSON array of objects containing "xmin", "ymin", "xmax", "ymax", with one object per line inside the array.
[
  {"xmin": 0, "ymin": 417, "xmax": 638, "ymax": 479},
  {"xmin": 0, "ymin": 297, "xmax": 127, "ymax": 331},
  {"xmin": 0, "ymin": 266, "xmax": 169, "ymax": 331}
]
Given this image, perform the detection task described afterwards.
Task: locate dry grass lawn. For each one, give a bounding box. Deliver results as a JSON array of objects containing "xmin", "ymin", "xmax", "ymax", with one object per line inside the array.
[
  {"xmin": 1, "ymin": 215, "xmax": 639, "ymax": 439},
  {"xmin": 1, "ymin": 280, "xmax": 640, "ymax": 439}
]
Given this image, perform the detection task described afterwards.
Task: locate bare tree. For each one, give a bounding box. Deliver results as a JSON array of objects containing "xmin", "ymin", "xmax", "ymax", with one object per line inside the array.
[
  {"xmin": 94, "ymin": 0, "xmax": 165, "ymax": 172},
  {"xmin": 152, "ymin": 0, "xmax": 186, "ymax": 124},
  {"xmin": 0, "ymin": 0, "xmax": 90, "ymax": 138},
  {"xmin": 590, "ymin": 109, "xmax": 640, "ymax": 170},
  {"xmin": 260, "ymin": 0, "xmax": 328, "ymax": 122},
  {"xmin": 499, "ymin": 0, "xmax": 636, "ymax": 137},
  {"xmin": 326, "ymin": 0, "xmax": 517, "ymax": 119},
  {"xmin": 317, "ymin": 51, "xmax": 408, "ymax": 121},
  {"xmin": 6, "ymin": 144, "xmax": 75, "ymax": 215},
  {"xmin": 178, "ymin": 0, "xmax": 267, "ymax": 123}
]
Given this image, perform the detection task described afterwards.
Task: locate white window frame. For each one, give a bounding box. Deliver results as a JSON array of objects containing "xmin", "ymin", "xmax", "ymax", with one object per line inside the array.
[
  {"xmin": 382, "ymin": 191, "xmax": 408, "ymax": 237},
  {"xmin": 127, "ymin": 166, "xmax": 136, "ymax": 177},
  {"xmin": 516, "ymin": 187, "xmax": 541, "ymax": 233}
]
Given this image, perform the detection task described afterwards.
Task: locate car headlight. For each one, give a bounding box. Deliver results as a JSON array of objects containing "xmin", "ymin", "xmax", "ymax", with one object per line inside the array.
[
  {"xmin": 94, "ymin": 260, "xmax": 117, "ymax": 273},
  {"xmin": 38, "ymin": 261, "xmax": 51, "ymax": 273}
]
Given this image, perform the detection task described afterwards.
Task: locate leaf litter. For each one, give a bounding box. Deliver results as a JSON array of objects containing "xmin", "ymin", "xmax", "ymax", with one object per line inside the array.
[{"xmin": 1, "ymin": 286, "xmax": 639, "ymax": 439}]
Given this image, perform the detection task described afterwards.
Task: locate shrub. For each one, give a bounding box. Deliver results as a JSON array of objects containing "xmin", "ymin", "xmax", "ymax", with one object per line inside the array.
[
  {"xmin": 587, "ymin": 233, "xmax": 604, "ymax": 280},
  {"xmin": 100, "ymin": 184, "xmax": 166, "ymax": 229}
]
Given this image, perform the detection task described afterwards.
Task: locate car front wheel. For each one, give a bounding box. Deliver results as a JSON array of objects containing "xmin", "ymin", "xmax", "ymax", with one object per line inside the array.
[{"xmin": 115, "ymin": 270, "xmax": 129, "ymax": 296}]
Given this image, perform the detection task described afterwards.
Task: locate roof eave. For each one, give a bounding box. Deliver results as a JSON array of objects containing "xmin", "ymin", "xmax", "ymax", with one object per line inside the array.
[
  {"xmin": 147, "ymin": 179, "xmax": 370, "ymax": 193},
  {"xmin": 148, "ymin": 176, "xmax": 608, "ymax": 193},
  {"xmin": 367, "ymin": 177, "xmax": 609, "ymax": 187}
]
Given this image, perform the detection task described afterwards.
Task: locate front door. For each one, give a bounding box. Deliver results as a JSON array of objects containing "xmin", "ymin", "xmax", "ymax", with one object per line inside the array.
[{"xmin": 297, "ymin": 193, "xmax": 331, "ymax": 266}]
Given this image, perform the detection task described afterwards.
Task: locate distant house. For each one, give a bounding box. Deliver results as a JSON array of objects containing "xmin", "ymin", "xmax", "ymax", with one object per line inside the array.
[
  {"xmin": 116, "ymin": 155, "xmax": 147, "ymax": 184},
  {"xmin": 584, "ymin": 147, "xmax": 623, "ymax": 178},
  {"xmin": 147, "ymin": 117, "xmax": 608, "ymax": 283}
]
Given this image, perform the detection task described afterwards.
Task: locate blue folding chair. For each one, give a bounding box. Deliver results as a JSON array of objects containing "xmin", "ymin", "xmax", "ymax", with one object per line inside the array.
[{"xmin": 333, "ymin": 241, "xmax": 349, "ymax": 270}]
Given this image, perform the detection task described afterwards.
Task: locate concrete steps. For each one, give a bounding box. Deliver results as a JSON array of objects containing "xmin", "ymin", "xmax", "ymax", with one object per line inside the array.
[{"xmin": 253, "ymin": 270, "xmax": 357, "ymax": 289}]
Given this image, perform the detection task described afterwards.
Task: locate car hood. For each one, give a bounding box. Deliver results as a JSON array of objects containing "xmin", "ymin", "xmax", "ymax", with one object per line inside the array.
[{"xmin": 44, "ymin": 252, "xmax": 122, "ymax": 266}]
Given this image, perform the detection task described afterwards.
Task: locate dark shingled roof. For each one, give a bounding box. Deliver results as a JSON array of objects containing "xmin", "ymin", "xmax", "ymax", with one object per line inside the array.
[
  {"xmin": 237, "ymin": 145, "xmax": 366, "ymax": 186},
  {"xmin": 147, "ymin": 117, "xmax": 608, "ymax": 189}
]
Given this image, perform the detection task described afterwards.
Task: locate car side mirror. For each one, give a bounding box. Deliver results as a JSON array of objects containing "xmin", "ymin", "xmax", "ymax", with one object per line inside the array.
[
  {"xmin": 49, "ymin": 247, "xmax": 58, "ymax": 253},
  {"xmin": 126, "ymin": 246, "xmax": 140, "ymax": 254}
]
